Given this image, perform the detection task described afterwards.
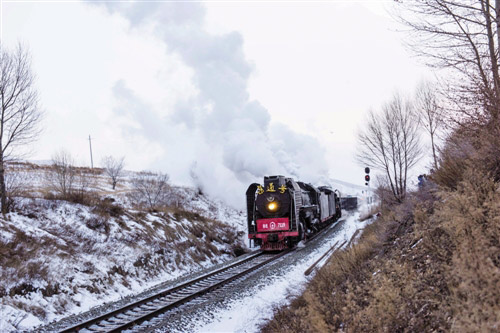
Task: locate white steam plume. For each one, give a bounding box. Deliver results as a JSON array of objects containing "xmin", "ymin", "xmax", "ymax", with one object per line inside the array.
[{"xmin": 89, "ymin": 2, "xmax": 330, "ymax": 208}]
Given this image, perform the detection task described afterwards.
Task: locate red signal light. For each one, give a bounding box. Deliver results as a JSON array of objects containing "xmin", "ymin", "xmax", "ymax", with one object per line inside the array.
[{"xmin": 365, "ymin": 175, "xmax": 370, "ymax": 182}]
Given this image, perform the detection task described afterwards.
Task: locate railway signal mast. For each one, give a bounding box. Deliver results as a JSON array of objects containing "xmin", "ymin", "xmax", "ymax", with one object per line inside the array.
[{"xmin": 364, "ymin": 167, "xmax": 371, "ymax": 206}]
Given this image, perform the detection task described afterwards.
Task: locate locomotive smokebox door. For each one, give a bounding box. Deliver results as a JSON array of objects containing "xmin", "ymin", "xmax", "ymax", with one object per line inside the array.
[{"xmin": 255, "ymin": 175, "xmax": 291, "ymax": 218}]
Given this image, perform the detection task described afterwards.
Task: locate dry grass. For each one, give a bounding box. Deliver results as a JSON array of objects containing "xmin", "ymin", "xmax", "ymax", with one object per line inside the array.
[
  {"xmin": 1, "ymin": 162, "xmax": 249, "ymax": 324},
  {"xmin": 264, "ymin": 119, "xmax": 500, "ymax": 332},
  {"xmin": 264, "ymin": 157, "xmax": 500, "ymax": 332},
  {"xmin": 437, "ymin": 168, "xmax": 500, "ymax": 331}
]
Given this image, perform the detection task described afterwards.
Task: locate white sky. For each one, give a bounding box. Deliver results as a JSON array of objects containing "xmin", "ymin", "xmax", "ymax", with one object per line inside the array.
[{"xmin": 1, "ymin": 0, "xmax": 431, "ymax": 206}]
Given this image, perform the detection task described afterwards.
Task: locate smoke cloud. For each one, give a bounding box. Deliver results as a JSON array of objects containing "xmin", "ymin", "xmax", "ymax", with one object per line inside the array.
[{"xmin": 88, "ymin": 2, "xmax": 329, "ymax": 207}]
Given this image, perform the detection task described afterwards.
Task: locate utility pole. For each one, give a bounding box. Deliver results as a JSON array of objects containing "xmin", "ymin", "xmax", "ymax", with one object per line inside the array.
[{"xmin": 88, "ymin": 135, "xmax": 94, "ymax": 169}]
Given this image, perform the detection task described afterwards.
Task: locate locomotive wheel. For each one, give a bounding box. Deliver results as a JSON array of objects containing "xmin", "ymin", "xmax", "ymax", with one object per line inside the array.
[{"xmin": 299, "ymin": 222, "xmax": 305, "ymax": 241}]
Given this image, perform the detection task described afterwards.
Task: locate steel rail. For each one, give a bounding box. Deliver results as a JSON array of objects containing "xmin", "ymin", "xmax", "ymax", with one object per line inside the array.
[
  {"xmin": 304, "ymin": 240, "xmax": 347, "ymax": 276},
  {"xmin": 304, "ymin": 240, "xmax": 340, "ymax": 276},
  {"xmin": 116, "ymin": 221, "xmax": 342, "ymax": 331},
  {"xmin": 107, "ymin": 249, "xmax": 292, "ymax": 332},
  {"xmin": 60, "ymin": 250, "xmax": 264, "ymax": 333},
  {"xmin": 61, "ymin": 218, "xmax": 343, "ymax": 332}
]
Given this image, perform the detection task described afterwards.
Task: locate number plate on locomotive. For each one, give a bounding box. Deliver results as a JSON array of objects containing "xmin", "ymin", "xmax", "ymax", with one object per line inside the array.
[{"xmin": 256, "ymin": 218, "xmax": 289, "ymax": 232}]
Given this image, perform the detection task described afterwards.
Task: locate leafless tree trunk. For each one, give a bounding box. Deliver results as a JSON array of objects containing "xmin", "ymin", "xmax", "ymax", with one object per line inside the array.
[
  {"xmin": 357, "ymin": 93, "xmax": 422, "ymax": 202},
  {"xmin": 415, "ymin": 81, "xmax": 444, "ymax": 170},
  {"xmin": 102, "ymin": 155, "xmax": 125, "ymax": 190},
  {"xmin": 394, "ymin": 0, "xmax": 500, "ymax": 125},
  {"xmin": 0, "ymin": 44, "xmax": 42, "ymax": 214}
]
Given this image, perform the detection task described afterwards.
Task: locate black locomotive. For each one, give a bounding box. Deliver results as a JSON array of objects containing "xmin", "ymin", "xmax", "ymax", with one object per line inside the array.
[{"xmin": 247, "ymin": 175, "xmax": 342, "ymax": 250}]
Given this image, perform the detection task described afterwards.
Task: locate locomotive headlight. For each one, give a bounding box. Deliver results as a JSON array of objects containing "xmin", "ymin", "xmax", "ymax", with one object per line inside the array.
[{"xmin": 267, "ymin": 202, "xmax": 278, "ymax": 212}]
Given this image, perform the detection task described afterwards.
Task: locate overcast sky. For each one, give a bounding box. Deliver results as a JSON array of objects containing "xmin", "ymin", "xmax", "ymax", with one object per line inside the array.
[{"xmin": 1, "ymin": 1, "xmax": 431, "ymax": 206}]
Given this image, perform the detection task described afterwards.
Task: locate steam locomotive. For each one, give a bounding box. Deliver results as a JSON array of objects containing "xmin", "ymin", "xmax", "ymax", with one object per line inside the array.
[{"xmin": 246, "ymin": 175, "xmax": 342, "ymax": 251}]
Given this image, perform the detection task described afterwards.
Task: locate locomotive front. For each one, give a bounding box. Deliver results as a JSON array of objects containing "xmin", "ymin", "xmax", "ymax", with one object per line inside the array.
[
  {"xmin": 247, "ymin": 175, "xmax": 343, "ymax": 251},
  {"xmin": 247, "ymin": 175, "xmax": 301, "ymax": 251}
]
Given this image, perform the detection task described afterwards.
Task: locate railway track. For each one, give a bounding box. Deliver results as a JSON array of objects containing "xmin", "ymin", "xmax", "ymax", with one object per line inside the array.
[
  {"xmin": 60, "ymin": 250, "xmax": 290, "ymax": 332},
  {"xmin": 60, "ymin": 218, "xmax": 343, "ymax": 333}
]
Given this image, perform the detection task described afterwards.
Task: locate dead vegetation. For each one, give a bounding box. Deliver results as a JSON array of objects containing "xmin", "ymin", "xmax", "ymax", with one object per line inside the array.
[
  {"xmin": 263, "ymin": 127, "xmax": 500, "ymax": 331},
  {"xmin": 0, "ymin": 162, "xmax": 247, "ymax": 324}
]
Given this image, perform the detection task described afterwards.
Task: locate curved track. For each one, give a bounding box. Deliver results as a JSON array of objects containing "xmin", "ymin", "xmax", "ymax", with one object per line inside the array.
[
  {"xmin": 60, "ymin": 250, "xmax": 290, "ymax": 332},
  {"xmin": 60, "ymin": 218, "xmax": 341, "ymax": 333}
]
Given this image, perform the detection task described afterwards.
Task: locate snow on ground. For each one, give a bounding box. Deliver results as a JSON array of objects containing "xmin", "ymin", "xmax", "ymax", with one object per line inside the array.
[
  {"xmin": 188, "ymin": 211, "xmax": 373, "ymax": 333},
  {"xmin": 0, "ymin": 162, "xmax": 370, "ymax": 332},
  {"xmin": 0, "ymin": 201, "xmax": 244, "ymax": 332},
  {"xmin": 0, "ymin": 162, "xmax": 247, "ymax": 332}
]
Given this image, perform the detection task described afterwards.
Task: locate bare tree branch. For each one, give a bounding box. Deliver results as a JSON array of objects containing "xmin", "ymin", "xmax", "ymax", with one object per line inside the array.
[
  {"xmin": 0, "ymin": 43, "xmax": 43, "ymax": 214},
  {"xmin": 415, "ymin": 81, "xmax": 445, "ymax": 170},
  {"xmin": 128, "ymin": 171, "xmax": 171, "ymax": 211},
  {"xmin": 394, "ymin": 0, "xmax": 500, "ymax": 123},
  {"xmin": 357, "ymin": 93, "xmax": 422, "ymax": 202},
  {"xmin": 102, "ymin": 155, "xmax": 125, "ymax": 190}
]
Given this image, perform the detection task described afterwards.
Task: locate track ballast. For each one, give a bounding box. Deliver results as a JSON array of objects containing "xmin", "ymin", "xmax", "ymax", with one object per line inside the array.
[{"xmin": 60, "ymin": 250, "xmax": 290, "ymax": 332}]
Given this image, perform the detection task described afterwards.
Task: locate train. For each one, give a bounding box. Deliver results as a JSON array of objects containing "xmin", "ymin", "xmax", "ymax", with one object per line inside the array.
[
  {"xmin": 340, "ymin": 196, "xmax": 358, "ymax": 211},
  {"xmin": 246, "ymin": 175, "xmax": 342, "ymax": 251}
]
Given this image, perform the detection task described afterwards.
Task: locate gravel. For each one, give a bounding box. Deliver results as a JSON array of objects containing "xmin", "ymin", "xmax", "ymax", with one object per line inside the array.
[
  {"xmin": 36, "ymin": 249, "xmax": 259, "ymax": 332},
  {"xmin": 39, "ymin": 215, "xmax": 355, "ymax": 333},
  {"xmin": 138, "ymin": 219, "xmax": 347, "ymax": 333}
]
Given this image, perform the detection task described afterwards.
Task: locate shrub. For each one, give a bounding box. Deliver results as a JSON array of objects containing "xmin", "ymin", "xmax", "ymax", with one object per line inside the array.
[
  {"xmin": 47, "ymin": 150, "xmax": 76, "ymax": 197},
  {"xmin": 93, "ymin": 197, "xmax": 124, "ymax": 217},
  {"xmin": 431, "ymin": 129, "xmax": 473, "ymax": 189},
  {"xmin": 128, "ymin": 171, "xmax": 171, "ymax": 211},
  {"xmin": 44, "ymin": 150, "xmax": 99, "ymax": 205},
  {"xmin": 84, "ymin": 212, "xmax": 110, "ymax": 238}
]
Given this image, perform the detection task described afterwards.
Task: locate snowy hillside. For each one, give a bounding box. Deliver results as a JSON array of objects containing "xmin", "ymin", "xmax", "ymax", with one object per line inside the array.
[{"xmin": 0, "ymin": 162, "xmax": 247, "ymax": 332}]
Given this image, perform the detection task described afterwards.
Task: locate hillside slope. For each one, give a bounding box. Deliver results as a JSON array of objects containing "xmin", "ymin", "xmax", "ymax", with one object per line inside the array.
[
  {"xmin": 263, "ymin": 168, "xmax": 500, "ymax": 332},
  {"xmin": 0, "ymin": 163, "xmax": 247, "ymax": 331}
]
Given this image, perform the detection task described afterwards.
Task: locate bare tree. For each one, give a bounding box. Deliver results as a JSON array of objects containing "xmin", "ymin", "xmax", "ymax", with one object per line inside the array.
[
  {"xmin": 73, "ymin": 167, "xmax": 96, "ymax": 200},
  {"xmin": 373, "ymin": 174, "xmax": 397, "ymax": 209},
  {"xmin": 49, "ymin": 150, "xmax": 75, "ymax": 197},
  {"xmin": 394, "ymin": 1, "xmax": 500, "ymax": 124},
  {"xmin": 0, "ymin": 44, "xmax": 42, "ymax": 214},
  {"xmin": 129, "ymin": 171, "xmax": 170, "ymax": 211},
  {"xmin": 47, "ymin": 150, "xmax": 95, "ymax": 202},
  {"xmin": 4, "ymin": 164, "xmax": 32, "ymax": 211},
  {"xmin": 357, "ymin": 93, "xmax": 422, "ymax": 202},
  {"xmin": 415, "ymin": 81, "xmax": 444, "ymax": 170},
  {"xmin": 102, "ymin": 155, "xmax": 125, "ymax": 190}
]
